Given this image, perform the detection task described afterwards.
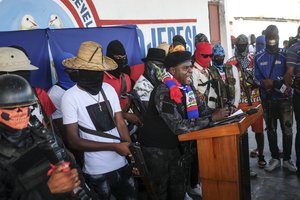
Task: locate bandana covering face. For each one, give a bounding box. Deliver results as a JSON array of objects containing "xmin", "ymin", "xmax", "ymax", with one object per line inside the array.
[
  {"xmin": 144, "ymin": 61, "xmax": 164, "ymax": 85},
  {"xmin": 195, "ymin": 42, "xmax": 212, "ymax": 69},
  {"xmin": 0, "ymin": 107, "xmax": 30, "ymax": 130},
  {"xmin": 77, "ymin": 70, "xmax": 104, "ymax": 95},
  {"xmin": 162, "ymin": 72, "xmax": 199, "ymax": 119}
]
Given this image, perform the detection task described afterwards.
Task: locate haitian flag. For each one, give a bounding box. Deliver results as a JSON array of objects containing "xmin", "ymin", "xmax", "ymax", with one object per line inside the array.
[
  {"xmin": 0, "ymin": 25, "xmax": 142, "ymax": 89},
  {"xmin": 0, "ymin": 29, "xmax": 50, "ymax": 88},
  {"xmin": 47, "ymin": 25, "xmax": 142, "ymax": 68}
]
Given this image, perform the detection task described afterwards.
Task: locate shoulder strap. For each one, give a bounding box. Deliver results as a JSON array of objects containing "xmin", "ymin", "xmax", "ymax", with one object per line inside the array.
[
  {"xmin": 120, "ymin": 73, "xmax": 128, "ymax": 98},
  {"xmin": 100, "ymin": 88, "xmax": 116, "ymax": 125},
  {"xmin": 78, "ymin": 125, "xmax": 126, "ymax": 142},
  {"xmin": 78, "ymin": 89, "xmax": 126, "ymax": 142}
]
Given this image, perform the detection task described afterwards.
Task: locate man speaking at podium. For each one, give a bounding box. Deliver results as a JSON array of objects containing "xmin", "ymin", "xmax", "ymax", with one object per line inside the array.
[{"xmin": 139, "ymin": 50, "xmax": 229, "ymax": 200}]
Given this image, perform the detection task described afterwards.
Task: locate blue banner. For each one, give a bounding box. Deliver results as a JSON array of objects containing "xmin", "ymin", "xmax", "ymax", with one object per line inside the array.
[
  {"xmin": 0, "ymin": 29, "xmax": 51, "ymax": 88},
  {"xmin": 0, "ymin": 25, "xmax": 142, "ymax": 89}
]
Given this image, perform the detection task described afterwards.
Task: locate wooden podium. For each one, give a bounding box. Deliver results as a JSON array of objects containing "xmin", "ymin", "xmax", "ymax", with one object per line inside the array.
[{"xmin": 178, "ymin": 105, "xmax": 263, "ymax": 200}]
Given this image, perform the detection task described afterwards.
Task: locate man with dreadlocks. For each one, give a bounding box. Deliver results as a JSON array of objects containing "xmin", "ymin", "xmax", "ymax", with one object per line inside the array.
[
  {"xmin": 255, "ymin": 25, "xmax": 297, "ymax": 172},
  {"xmin": 227, "ymin": 34, "xmax": 266, "ymax": 170}
]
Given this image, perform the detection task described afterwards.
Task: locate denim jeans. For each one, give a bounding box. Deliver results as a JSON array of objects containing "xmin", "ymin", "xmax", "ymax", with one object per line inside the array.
[
  {"xmin": 84, "ymin": 165, "xmax": 137, "ymax": 200},
  {"xmin": 262, "ymin": 98, "xmax": 293, "ymax": 160},
  {"xmin": 293, "ymin": 92, "xmax": 300, "ymax": 169},
  {"xmin": 141, "ymin": 147, "xmax": 186, "ymax": 200}
]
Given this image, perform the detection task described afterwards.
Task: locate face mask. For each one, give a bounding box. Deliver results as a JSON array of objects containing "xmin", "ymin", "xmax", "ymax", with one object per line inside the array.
[
  {"xmin": 213, "ymin": 55, "xmax": 224, "ymax": 66},
  {"xmin": 236, "ymin": 44, "xmax": 248, "ymax": 54},
  {"xmin": 65, "ymin": 69, "xmax": 79, "ymax": 82},
  {"xmin": 110, "ymin": 56, "xmax": 130, "ymax": 78},
  {"xmin": 0, "ymin": 107, "xmax": 30, "ymax": 130},
  {"xmin": 77, "ymin": 70, "xmax": 104, "ymax": 95},
  {"xmin": 150, "ymin": 62, "xmax": 164, "ymax": 81},
  {"xmin": 196, "ymin": 53, "xmax": 212, "ymax": 68},
  {"xmin": 266, "ymin": 39, "xmax": 279, "ymax": 54}
]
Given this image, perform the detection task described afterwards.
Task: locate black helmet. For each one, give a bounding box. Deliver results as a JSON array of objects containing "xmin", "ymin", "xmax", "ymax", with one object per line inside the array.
[{"xmin": 0, "ymin": 74, "xmax": 36, "ymax": 108}]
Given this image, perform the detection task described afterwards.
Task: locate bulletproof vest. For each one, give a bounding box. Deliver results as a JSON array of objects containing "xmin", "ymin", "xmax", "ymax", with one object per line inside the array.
[
  {"xmin": 0, "ymin": 128, "xmax": 66, "ymax": 193},
  {"xmin": 208, "ymin": 65, "xmax": 236, "ymax": 107}
]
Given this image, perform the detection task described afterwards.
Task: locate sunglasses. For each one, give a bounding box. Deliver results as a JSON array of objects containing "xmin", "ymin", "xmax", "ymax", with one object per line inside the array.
[{"xmin": 201, "ymin": 54, "xmax": 213, "ymax": 58}]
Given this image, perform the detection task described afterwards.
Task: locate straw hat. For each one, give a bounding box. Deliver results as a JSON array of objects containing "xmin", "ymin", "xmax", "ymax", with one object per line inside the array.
[
  {"xmin": 0, "ymin": 47, "xmax": 38, "ymax": 72},
  {"xmin": 63, "ymin": 41, "xmax": 117, "ymax": 71}
]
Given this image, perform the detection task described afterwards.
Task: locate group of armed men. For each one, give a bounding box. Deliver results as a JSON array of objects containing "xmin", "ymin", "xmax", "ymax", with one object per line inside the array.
[{"xmin": 0, "ymin": 23, "xmax": 300, "ymax": 200}]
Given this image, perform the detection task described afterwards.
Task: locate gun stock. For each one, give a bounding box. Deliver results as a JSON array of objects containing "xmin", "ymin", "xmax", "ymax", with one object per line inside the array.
[{"xmin": 128, "ymin": 143, "xmax": 158, "ymax": 200}]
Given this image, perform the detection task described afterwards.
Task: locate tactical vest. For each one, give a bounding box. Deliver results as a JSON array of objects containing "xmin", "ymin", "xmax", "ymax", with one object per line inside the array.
[
  {"xmin": 0, "ymin": 128, "xmax": 67, "ymax": 196},
  {"xmin": 208, "ymin": 64, "xmax": 236, "ymax": 107}
]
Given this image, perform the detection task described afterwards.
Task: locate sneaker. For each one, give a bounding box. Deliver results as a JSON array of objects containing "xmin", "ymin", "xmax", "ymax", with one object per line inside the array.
[
  {"xmin": 283, "ymin": 160, "xmax": 297, "ymax": 172},
  {"xmin": 265, "ymin": 159, "xmax": 281, "ymax": 172},
  {"xmin": 189, "ymin": 184, "xmax": 202, "ymax": 196},
  {"xmin": 250, "ymin": 169, "xmax": 257, "ymax": 178},
  {"xmin": 250, "ymin": 148, "xmax": 258, "ymax": 158},
  {"xmin": 184, "ymin": 192, "xmax": 193, "ymax": 200}
]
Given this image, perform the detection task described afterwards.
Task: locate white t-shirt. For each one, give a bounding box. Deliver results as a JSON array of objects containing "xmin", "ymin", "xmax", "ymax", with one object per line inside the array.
[
  {"xmin": 133, "ymin": 75, "xmax": 154, "ymax": 102},
  {"xmin": 48, "ymin": 85, "xmax": 65, "ymax": 119},
  {"xmin": 61, "ymin": 83, "xmax": 127, "ymax": 175}
]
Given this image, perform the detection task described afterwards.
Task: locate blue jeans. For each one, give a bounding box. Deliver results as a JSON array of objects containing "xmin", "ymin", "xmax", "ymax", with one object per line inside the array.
[
  {"xmin": 84, "ymin": 165, "xmax": 137, "ymax": 200},
  {"xmin": 262, "ymin": 98, "xmax": 293, "ymax": 160}
]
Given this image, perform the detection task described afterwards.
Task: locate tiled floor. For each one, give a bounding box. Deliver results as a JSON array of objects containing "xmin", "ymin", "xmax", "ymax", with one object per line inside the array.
[
  {"xmin": 248, "ymin": 121, "xmax": 300, "ymax": 200},
  {"xmin": 189, "ymin": 119, "xmax": 300, "ymax": 200}
]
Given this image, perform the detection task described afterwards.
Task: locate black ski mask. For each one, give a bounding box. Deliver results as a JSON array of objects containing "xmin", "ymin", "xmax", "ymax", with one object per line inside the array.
[
  {"xmin": 77, "ymin": 70, "xmax": 104, "ymax": 95},
  {"xmin": 106, "ymin": 40, "xmax": 130, "ymax": 78},
  {"xmin": 265, "ymin": 25, "xmax": 279, "ymax": 54},
  {"xmin": 235, "ymin": 34, "xmax": 249, "ymax": 58}
]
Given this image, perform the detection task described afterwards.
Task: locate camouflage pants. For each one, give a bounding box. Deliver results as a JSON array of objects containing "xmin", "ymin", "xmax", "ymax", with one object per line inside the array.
[
  {"xmin": 262, "ymin": 98, "xmax": 293, "ymax": 160},
  {"xmin": 142, "ymin": 147, "xmax": 186, "ymax": 200},
  {"xmin": 84, "ymin": 165, "xmax": 137, "ymax": 200}
]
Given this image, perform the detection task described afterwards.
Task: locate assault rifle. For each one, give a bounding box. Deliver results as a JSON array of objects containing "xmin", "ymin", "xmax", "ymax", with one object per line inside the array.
[
  {"xmin": 29, "ymin": 115, "xmax": 92, "ymax": 200},
  {"xmin": 78, "ymin": 88, "xmax": 159, "ymax": 200},
  {"xmin": 78, "ymin": 124, "xmax": 158, "ymax": 200}
]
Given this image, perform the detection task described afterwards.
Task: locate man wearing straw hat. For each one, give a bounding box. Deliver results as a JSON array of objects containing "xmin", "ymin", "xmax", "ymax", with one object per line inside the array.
[{"xmin": 61, "ymin": 41, "xmax": 137, "ymax": 199}]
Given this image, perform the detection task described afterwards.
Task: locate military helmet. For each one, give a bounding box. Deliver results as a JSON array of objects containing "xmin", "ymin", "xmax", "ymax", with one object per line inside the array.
[{"xmin": 0, "ymin": 74, "xmax": 36, "ymax": 108}]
